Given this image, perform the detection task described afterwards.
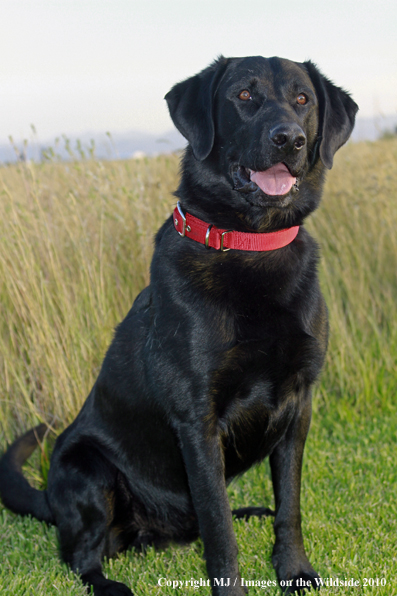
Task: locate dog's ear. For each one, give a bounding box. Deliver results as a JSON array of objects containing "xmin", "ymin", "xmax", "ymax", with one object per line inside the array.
[
  {"xmin": 165, "ymin": 56, "xmax": 229, "ymax": 161},
  {"xmin": 303, "ymin": 61, "xmax": 359, "ymax": 169}
]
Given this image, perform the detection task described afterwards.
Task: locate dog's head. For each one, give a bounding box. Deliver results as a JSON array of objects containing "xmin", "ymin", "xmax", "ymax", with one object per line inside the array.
[{"xmin": 165, "ymin": 56, "xmax": 358, "ymax": 229}]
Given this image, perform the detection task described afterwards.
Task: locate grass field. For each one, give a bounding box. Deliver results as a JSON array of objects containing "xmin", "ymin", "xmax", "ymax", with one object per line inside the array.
[{"xmin": 0, "ymin": 138, "xmax": 396, "ymax": 595}]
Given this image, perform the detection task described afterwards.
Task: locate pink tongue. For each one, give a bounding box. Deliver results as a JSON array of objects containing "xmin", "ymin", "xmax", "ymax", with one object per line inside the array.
[{"xmin": 250, "ymin": 163, "xmax": 296, "ymax": 196}]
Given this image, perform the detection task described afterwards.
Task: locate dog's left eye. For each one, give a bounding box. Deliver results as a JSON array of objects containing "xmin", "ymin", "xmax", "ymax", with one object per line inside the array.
[
  {"xmin": 238, "ymin": 90, "xmax": 252, "ymax": 101},
  {"xmin": 296, "ymin": 93, "xmax": 308, "ymax": 105}
]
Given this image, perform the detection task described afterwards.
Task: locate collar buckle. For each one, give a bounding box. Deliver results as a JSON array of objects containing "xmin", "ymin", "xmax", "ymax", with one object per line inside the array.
[
  {"xmin": 175, "ymin": 201, "xmax": 187, "ymax": 237},
  {"xmin": 220, "ymin": 230, "xmax": 232, "ymax": 252}
]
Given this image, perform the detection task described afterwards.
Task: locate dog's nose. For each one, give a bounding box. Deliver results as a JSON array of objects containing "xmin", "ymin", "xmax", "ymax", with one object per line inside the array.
[{"xmin": 269, "ymin": 124, "xmax": 306, "ymax": 151}]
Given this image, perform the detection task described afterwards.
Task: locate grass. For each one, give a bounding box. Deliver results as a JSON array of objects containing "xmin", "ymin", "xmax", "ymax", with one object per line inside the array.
[{"xmin": 0, "ymin": 138, "xmax": 397, "ymax": 595}]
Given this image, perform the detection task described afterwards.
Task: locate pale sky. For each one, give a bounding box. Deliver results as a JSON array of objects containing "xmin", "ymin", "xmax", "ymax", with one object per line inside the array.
[{"xmin": 1, "ymin": 0, "xmax": 396, "ymax": 144}]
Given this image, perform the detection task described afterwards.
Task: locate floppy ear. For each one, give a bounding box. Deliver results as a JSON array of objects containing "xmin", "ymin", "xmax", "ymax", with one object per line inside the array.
[
  {"xmin": 304, "ymin": 61, "xmax": 359, "ymax": 169},
  {"xmin": 165, "ymin": 56, "xmax": 229, "ymax": 161}
]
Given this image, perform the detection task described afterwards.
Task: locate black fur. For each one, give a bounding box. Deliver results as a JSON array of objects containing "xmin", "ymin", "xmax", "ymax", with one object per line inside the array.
[{"xmin": 0, "ymin": 55, "xmax": 358, "ymax": 596}]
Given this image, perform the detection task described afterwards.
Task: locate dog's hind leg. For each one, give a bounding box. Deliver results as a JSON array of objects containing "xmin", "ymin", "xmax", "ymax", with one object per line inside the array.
[
  {"xmin": 48, "ymin": 450, "xmax": 133, "ymax": 596},
  {"xmin": 232, "ymin": 506, "xmax": 275, "ymax": 520}
]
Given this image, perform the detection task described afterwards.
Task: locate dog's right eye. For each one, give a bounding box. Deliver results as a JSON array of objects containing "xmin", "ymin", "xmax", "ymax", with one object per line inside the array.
[{"xmin": 238, "ymin": 90, "xmax": 252, "ymax": 101}]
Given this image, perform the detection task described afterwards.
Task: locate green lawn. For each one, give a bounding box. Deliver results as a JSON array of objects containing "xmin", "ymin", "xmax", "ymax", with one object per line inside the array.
[{"xmin": 0, "ymin": 138, "xmax": 396, "ymax": 594}]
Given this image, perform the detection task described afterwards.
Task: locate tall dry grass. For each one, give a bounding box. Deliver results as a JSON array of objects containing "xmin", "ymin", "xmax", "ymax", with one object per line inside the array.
[
  {"xmin": 0, "ymin": 138, "xmax": 396, "ymax": 445},
  {"xmin": 307, "ymin": 139, "xmax": 397, "ymax": 410},
  {"xmin": 0, "ymin": 155, "xmax": 178, "ymax": 441}
]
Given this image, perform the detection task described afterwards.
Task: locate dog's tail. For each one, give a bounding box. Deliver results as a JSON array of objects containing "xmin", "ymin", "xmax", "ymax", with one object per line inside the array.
[{"xmin": 0, "ymin": 424, "xmax": 54, "ymax": 524}]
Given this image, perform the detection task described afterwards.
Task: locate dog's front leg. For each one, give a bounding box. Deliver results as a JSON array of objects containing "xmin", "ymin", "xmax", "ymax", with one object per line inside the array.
[
  {"xmin": 270, "ymin": 390, "xmax": 320, "ymax": 594},
  {"xmin": 177, "ymin": 421, "xmax": 246, "ymax": 596}
]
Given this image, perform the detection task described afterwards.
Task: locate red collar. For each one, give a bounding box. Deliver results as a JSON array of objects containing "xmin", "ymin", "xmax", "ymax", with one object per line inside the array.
[{"xmin": 173, "ymin": 202, "xmax": 299, "ymax": 252}]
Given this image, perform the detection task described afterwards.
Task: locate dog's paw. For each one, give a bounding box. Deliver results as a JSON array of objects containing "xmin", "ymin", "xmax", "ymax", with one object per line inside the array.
[
  {"xmin": 91, "ymin": 579, "xmax": 134, "ymax": 596},
  {"xmin": 232, "ymin": 506, "xmax": 275, "ymax": 520},
  {"xmin": 272, "ymin": 548, "xmax": 320, "ymax": 594}
]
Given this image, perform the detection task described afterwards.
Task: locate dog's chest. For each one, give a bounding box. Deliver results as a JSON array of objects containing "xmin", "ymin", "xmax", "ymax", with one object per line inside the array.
[{"xmin": 209, "ymin": 314, "xmax": 318, "ymax": 477}]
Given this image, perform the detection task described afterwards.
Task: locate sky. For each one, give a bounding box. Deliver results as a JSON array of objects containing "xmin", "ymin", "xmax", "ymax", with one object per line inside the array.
[{"xmin": 1, "ymin": 0, "xmax": 396, "ymax": 145}]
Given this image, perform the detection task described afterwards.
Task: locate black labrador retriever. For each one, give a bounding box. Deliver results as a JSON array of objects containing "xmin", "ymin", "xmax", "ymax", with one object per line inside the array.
[{"xmin": 0, "ymin": 55, "xmax": 358, "ymax": 595}]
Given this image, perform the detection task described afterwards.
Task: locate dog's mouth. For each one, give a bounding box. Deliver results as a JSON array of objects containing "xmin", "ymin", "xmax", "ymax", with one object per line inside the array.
[{"xmin": 233, "ymin": 163, "xmax": 298, "ymax": 197}]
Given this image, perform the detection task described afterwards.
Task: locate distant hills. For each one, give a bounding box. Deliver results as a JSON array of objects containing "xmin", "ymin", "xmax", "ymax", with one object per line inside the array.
[
  {"xmin": 1, "ymin": 114, "xmax": 396, "ymax": 164},
  {"xmin": 0, "ymin": 128, "xmax": 186, "ymax": 164},
  {"xmin": 351, "ymin": 113, "xmax": 397, "ymax": 142}
]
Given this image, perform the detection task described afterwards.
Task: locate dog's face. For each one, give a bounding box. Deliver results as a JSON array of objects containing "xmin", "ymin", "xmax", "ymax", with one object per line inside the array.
[
  {"xmin": 214, "ymin": 57, "xmax": 320, "ymax": 209},
  {"xmin": 166, "ymin": 56, "xmax": 358, "ymax": 228}
]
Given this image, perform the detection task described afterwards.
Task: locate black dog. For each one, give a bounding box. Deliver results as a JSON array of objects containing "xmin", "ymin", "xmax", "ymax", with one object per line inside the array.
[{"xmin": 0, "ymin": 56, "xmax": 358, "ymax": 595}]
